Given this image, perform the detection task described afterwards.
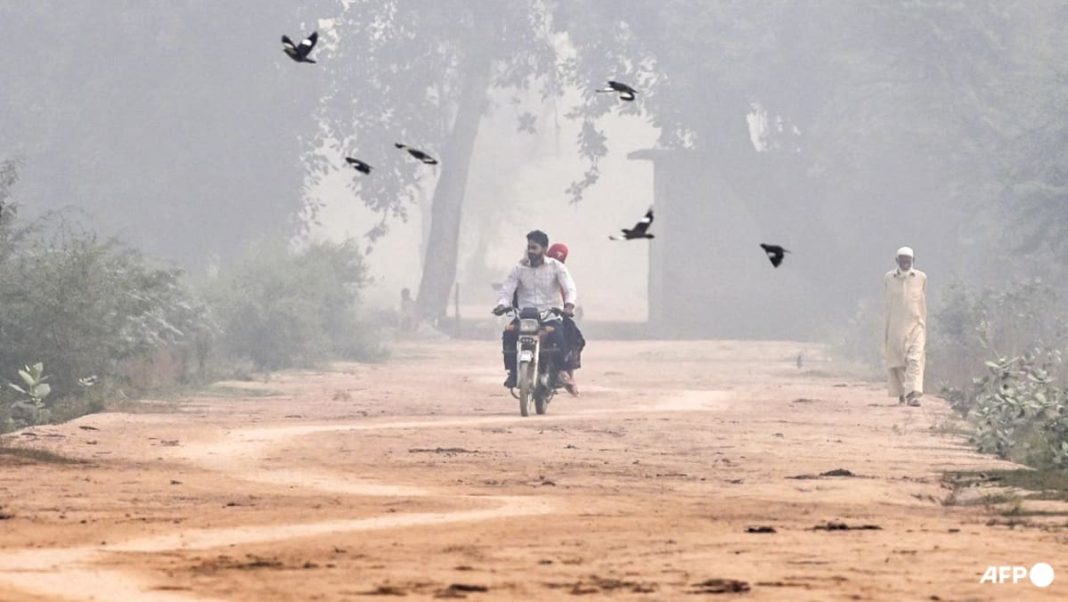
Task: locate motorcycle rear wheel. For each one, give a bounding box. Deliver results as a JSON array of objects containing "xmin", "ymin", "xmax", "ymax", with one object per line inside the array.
[{"xmin": 534, "ymin": 390, "xmax": 547, "ymax": 415}]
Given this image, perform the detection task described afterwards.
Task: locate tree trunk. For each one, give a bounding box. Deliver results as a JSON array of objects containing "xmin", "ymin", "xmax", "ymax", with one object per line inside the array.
[{"xmin": 414, "ymin": 54, "xmax": 493, "ymax": 321}]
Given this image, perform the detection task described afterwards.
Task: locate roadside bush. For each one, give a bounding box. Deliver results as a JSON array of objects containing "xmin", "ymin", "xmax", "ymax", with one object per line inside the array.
[
  {"xmin": 3, "ymin": 362, "xmax": 54, "ymax": 428},
  {"xmin": 964, "ymin": 351, "xmax": 1068, "ymax": 468},
  {"xmin": 0, "ymin": 222, "xmax": 215, "ymax": 394},
  {"xmin": 0, "ymin": 161, "xmax": 384, "ymax": 432},
  {"xmin": 929, "ymin": 278, "xmax": 1068, "ymax": 396},
  {"xmin": 0, "ymin": 216, "xmax": 216, "ymax": 431},
  {"xmin": 929, "ymin": 279, "xmax": 1068, "ymax": 470},
  {"xmin": 201, "ymin": 239, "xmax": 383, "ymax": 371}
]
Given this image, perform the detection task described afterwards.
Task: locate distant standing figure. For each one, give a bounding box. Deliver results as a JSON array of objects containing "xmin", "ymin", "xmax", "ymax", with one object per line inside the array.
[
  {"xmin": 883, "ymin": 247, "xmax": 927, "ymax": 407},
  {"xmin": 399, "ymin": 288, "xmax": 416, "ymax": 333}
]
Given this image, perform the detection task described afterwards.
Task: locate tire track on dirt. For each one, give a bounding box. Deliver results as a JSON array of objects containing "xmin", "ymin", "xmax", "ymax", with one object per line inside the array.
[{"xmin": 0, "ymin": 389, "xmax": 725, "ymax": 601}]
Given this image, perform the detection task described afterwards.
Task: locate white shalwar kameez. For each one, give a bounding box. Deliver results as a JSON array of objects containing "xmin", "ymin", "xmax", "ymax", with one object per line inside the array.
[{"xmin": 883, "ymin": 266, "xmax": 927, "ymax": 397}]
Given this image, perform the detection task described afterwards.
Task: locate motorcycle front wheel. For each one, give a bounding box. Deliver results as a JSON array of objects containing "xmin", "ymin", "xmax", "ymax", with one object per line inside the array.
[
  {"xmin": 534, "ymin": 370, "xmax": 550, "ymax": 415},
  {"xmin": 518, "ymin": 360, "xmax": 535, "ymax": 417}
]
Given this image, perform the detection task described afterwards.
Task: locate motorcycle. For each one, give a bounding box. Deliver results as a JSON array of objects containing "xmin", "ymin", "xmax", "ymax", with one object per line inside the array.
[{"xmin": 500, "ymin": 306, "xmax": 566, "ymax": 416}]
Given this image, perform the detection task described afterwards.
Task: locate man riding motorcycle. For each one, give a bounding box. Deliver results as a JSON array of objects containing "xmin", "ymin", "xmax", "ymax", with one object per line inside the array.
[{"xmin": 492, "ymin": 230, "xmax": 577, "ymax": 391}]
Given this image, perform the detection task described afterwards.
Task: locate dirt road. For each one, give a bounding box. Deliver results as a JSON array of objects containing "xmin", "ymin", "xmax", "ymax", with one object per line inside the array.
[{"xmin": 0, "ymin": 341, "xmax": 1064, "ymax": 601}]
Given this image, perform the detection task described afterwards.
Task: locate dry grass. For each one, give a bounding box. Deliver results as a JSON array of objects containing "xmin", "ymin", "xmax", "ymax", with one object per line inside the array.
[{"xmin": 0, "ymin": 444, "xmax": 85, "ymax": 466}]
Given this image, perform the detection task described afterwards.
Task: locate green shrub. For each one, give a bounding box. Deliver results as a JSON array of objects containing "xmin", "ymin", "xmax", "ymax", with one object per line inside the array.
[
  {"xmin": 201, "ymin": 239, "xmax": 381, "ymax": 370},
  {"xmin": 0, "ymin": 207, "xmax": 217, "ymax": 432},
  {"xmin": 2, "ymin": 362, "xmax": 53, "ymax": 429},
  {"xmin": 929, "ymin": 279, "xmax": 1068, "ymax": 470},
  {"xmin": 966, "ymin": 352, "xmax": 1062, "ymax": 463},
  {"xmin": 930, "ymin": 278, "xmax": 1068, "ymax": 401},
  {"xmin": 951, "ymin": 350, "xmax": 1068, "ymax": 470},
  {"xmin": 0, "ymin": 161, "xmax": 383, "ymax": 432},
  {"xmin": 0, "ymin": 221, "xmax": 215, "ymax": 399}
]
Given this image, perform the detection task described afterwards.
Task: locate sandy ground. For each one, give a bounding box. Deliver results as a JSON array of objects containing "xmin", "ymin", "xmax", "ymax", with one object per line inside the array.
[{"xmin": 0, "ymin": 340, "xmax": 1065, "ymax": 601}]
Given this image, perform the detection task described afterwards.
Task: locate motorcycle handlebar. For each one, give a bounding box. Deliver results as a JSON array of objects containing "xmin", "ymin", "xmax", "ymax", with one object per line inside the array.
[{"xmin": 492, "ymin": 306, "xmax": 565, "ymax": 318}]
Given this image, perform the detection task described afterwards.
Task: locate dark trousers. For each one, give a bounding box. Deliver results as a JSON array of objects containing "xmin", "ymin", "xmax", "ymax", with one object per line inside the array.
[
  {"xmin": 560, "ymin": 315, "xmax": 586, "ymax": 370},
  {"xmin": 502, "ymin": 320, "xmax": 567, "ymax": 374}
]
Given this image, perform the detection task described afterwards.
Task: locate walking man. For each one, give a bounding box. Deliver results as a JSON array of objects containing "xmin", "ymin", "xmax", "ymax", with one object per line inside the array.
[{"xmin": 884, "ymin": 246, "xmax": 927, "ymax": 406}]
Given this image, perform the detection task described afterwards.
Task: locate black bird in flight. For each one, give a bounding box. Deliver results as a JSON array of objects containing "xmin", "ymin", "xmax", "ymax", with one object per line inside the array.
[
  {"xmin": 597, "ymin": 80, "xmax": 638, "ymax": 101},
  {"xmin": 345, "ymin": 157, "xmax": 372, "ymax": 175},
  {"xmin": 760, "ymin": 244, "xmax": 790, "ymax": 268},
  {"xmin": 610, "ymin": 208, "xmax": 655, "ymax": 240},
  {"xmin": 282, "ymin": 31, "xmax": 318, "ymax": 63},
  {"xmin": 395, "ymin": 143, "xmax": 438, "ymax": 165}
]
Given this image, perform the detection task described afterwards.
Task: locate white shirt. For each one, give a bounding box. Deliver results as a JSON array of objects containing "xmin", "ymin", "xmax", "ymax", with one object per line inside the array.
[
  {"xmin": 884, "ymin": 268, "xmax": 927, "ymax": 326},
  {"xmin": 497, "ymin": 256, "xmax": 577, "ymax": 311},
  {"xmin": 883, "ymin": 267, "xmax": 927, "ymax": 366}
]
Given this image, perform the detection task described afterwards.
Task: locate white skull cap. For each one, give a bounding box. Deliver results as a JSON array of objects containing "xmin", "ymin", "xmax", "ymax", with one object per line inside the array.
[{"xmin": 896, "ymin": 246, "xmax": 914, "ymax": 258}]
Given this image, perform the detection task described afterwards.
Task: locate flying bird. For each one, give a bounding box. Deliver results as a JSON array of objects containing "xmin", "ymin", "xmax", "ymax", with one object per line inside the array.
[
  {"xmin": 395, "ymin": 143, "xmax": 438, "ymax": 165},
  {"xmin": 282, "ymin": 31, "xmax": 318, "ymax": 63},
  {"xmin": 345, "ymin": 157, "xmax": 372, "ymax": 175},
  {"xmin": 760, "ymin": 243, "xmax": 790, "ymax": 268},
  {"xmin": 610, "ymin": 208, "xmax": 655, "ymax": 240},
  {"xmin": 596, "ymin": 80, "xmax": 638, "ymax": 101}
]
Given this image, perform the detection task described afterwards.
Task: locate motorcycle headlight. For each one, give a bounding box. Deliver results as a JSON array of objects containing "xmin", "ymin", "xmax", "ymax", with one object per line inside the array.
[{"xmin": 519, "ymin": 319, "xmax": 539, "ymax": 333}]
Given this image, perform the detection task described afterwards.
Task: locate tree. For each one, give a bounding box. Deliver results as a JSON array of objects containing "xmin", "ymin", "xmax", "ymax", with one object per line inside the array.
[
  {"xmin": 557, "ymin": 0, "xmax": 1049, "ymax": 327},
  {"xmin": 0, "ymin": 160, "xmax": 20, "ymax": 269},
  {"xmin": 311, "ymin": 1, "xmax": 564, "ymax": 320},
  {"xmin": 994, "ymin": 3, "xmax": 1068, "ymax": 261}
]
